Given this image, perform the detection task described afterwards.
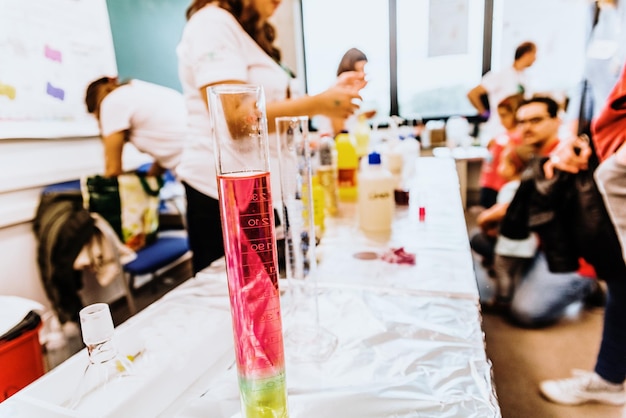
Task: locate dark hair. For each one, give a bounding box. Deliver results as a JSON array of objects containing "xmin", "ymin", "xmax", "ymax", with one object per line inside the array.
[
  {"xmin": 85, "ymin": 77, "xmax": 111, "ymax": 114},
  {"xmin": 519, "ymin": 96, "xmax": 560, "ymax": 118},
  {"xmin": 514, "ymin": 41, "xmax": 536, "ymax": 61},
  {"xmin": 336, "ymin": 48, "xmax": 368, "ymax": 76},
  {"xmin": 497, "ymin": 93, "xmax": 524, "ymax": 114},
  {"xmin": 186, "ymin": 0, "xmax": 281, "ymax": 63}
]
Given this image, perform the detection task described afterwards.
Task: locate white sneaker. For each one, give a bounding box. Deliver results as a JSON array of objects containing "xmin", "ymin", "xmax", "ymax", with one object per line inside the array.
[{"xmin": 540, "ymin": 370, "xmax": 626, "ymax": 406}]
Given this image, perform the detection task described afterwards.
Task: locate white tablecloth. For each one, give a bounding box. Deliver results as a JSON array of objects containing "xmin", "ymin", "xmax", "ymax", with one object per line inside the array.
[{"xmin": 1, "ymin": 157, "xmax": 501, "ymax": 418}]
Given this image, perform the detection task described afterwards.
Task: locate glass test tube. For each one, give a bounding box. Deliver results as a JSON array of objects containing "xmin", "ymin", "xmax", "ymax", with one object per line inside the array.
[
  {"xmin": 275, "ymin": 116, "xmax": 337, "ymax": 363},
  {"xmin": 209, "ymin": 84, "xmax": 289, "ymax": 418}
]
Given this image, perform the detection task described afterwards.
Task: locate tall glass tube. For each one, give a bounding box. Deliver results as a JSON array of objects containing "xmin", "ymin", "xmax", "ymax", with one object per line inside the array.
[
  {"xmin": 275, "ymin": 116, "xmax": 337, "ymax": 363},
  {"xmin": 209, "ymin": 84, "xmax": 288, "ymax": 418}
]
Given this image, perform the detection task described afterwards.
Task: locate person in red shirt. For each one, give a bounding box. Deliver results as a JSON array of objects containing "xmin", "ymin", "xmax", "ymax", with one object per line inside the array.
[{"xmin": 478, "ymin": 94, "xmax": 523, "ymax": 208}]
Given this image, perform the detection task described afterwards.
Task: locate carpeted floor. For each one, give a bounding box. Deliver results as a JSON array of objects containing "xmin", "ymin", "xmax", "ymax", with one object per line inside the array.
[{"xmin": 481, "ymin": 304, "xmax": 624, "ymax": 417}]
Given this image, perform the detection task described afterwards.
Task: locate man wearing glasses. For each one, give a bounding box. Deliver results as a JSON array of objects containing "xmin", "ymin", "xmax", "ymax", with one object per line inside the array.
[{"xmin": 516, "ymin": 96, "xmax": 561, "ymax": 156}]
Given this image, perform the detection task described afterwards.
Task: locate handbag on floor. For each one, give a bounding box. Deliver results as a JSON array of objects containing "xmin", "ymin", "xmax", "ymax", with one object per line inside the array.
[{"xmin": 81, "ymin": 172, "xmax": 164, "ymax": 251}]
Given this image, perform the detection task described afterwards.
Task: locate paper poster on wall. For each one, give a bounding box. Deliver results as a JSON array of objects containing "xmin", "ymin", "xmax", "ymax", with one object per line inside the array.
[
  {"xmin": 0, "ymin": 0, "xmax": 117, "ymax": 139},
  {"xmin": 428, "ymin": 0, "xmax": 469, "ymax": 57}
]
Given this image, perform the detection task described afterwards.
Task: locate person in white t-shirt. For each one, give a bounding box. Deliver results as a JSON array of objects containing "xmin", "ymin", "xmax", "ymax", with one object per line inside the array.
[
  {"xmin": 85, "ymin": 77, "xmax": 188, "ymax": 177},
  {"xmin": 177, "ymin": 0, "xmax": 367, "ymax": 274},
  {"xmin": 467, "ymin": 41, "xmax": 537, "ymax": 142}
]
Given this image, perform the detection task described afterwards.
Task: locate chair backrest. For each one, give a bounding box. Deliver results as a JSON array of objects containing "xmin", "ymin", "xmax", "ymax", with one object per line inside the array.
[{"xmin": 42, "ymin": 180, "xmax": 82, "ymax": 195}]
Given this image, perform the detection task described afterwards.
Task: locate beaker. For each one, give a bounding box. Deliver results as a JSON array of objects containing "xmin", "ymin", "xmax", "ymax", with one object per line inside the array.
[
  {"xmin": 275, "ymin": 116, "xmax": 337, "ymax": 363},
  {"xmin": 209, "ymin": 84, "xmax": 289, "ymax": 418}
]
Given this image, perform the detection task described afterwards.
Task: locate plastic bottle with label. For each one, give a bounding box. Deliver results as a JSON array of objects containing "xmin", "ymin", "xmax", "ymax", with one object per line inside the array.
[
  {"xmin": 358, "ymin": 152, "xmax": 395, "ymax": 232},
  {"xmin": 317, "ymin": 134, "xmax": 339, "ymax": 215},
  {"xmin": 335, "ymin": 131, "xmax": 358, "ymax": 201}
]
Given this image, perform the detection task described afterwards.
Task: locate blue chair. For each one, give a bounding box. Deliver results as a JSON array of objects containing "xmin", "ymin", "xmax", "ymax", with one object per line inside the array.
[
  {"xmin": 42, "ymin": 179, "xmax": 82, "ymax": 193},
  {"xmin": 41, "ymin": 176, "xmax": 191, "ymax": 307},
  {"xmin": 124, "ymin": 233, "xmax": 190, "ymax": 293}
]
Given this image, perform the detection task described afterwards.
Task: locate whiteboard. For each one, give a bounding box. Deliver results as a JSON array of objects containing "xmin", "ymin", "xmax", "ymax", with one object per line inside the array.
[{"xmin": 0, "ymin": 0, "xmax": 117, "ymax": 139}]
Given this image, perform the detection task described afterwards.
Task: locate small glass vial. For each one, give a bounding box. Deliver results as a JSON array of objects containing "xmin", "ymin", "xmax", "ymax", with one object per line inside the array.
[
  {"xmin": 317, "ymin": 134, "xmax": 339, "ymax": 215},
  {"xmin": 68, "ymin": 303, "xmax": 134, "ymax": 411}
]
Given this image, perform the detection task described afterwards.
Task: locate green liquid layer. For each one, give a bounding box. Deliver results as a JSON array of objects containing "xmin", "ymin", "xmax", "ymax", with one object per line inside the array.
[{"xmin": 239, "ymin": 372, "xmax": 289, "ymax": 418}]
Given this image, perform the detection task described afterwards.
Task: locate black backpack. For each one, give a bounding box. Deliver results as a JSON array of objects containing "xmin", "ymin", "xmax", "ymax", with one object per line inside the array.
[{"xmin": 33, "ymin": 190, "xmax": 95, "ymax": 323}]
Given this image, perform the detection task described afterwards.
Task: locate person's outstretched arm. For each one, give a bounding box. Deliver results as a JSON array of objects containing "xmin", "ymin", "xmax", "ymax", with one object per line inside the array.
[{"xmin": 467, "ymin": 84, "xmax": 488, "ymax": 115}]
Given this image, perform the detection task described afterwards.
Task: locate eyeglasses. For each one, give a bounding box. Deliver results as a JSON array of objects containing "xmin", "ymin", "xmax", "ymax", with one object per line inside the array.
[{"xmin": 516, "ymin": 114, "xmax": 551, "ymax": 126}]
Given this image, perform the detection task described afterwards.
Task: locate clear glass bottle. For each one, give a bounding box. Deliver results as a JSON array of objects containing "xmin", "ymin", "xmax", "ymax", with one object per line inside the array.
[
  {"xmin": 316, "ymin": 134, "xmax": 339, "ymax": 215},
  {"xmin": 68, "ymin": 303, "xmax": 134, "ymax": 412},
  {"xmin": 353, "ymin": 113, "xmax": 371, "ymax": 159}
]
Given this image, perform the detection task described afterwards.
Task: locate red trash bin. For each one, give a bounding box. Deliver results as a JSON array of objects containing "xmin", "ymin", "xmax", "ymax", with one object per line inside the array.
[{"xmin": 0, "ymin": 311, "xmax": 45, "ymax": 402}]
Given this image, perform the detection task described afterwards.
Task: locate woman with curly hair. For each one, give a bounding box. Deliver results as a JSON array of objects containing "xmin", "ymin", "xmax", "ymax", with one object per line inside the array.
[{"xmin": 177, "ymin": 0, "xmax": 367, "ymax": 273}]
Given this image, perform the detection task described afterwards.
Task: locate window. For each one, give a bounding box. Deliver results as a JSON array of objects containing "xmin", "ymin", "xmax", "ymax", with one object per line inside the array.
[
  {"xmin": 301, "ymin": 0, "xmax": 589, "ymax": 124},
  {"xmin": 301, "ymin": 0, "xmax": 390, "ymax": 128},
  {"xmin": 396, "ymin": 0, "xmax": 485, "ymax": 119}
]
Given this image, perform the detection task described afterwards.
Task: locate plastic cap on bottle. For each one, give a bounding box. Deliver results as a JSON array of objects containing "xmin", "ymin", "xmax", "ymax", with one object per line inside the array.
[
  {"xmin": 79, "ymin": 303, "xmax": 114, "ymax": 345},
  {"xmin": 368, "ymin": 152, "xmax": 382, "ymax": 165}
]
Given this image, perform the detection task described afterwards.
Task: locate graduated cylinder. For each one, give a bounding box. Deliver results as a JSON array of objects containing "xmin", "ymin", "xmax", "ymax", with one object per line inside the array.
[{"xmin": 209, "ymin": 84, "xmax": 289, "ymax": 418}]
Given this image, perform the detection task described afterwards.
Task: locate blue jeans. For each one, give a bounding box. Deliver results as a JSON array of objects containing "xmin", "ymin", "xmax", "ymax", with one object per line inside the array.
[{"xmin": 474, "ymin": 251, "xmax": 595, "ymax": 327}]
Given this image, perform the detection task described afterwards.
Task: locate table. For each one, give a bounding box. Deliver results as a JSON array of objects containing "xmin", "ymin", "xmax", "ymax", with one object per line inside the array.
[
  {"xmin": 432, "ymin": 146, "xmax": 489, "ymax": 208},
  {"xmin": 0, "ymin": 158, "xmax": 500, "ymax": 418}
]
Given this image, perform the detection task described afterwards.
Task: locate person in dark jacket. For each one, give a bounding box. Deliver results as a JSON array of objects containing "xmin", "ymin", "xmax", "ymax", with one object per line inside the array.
[{"xmin": 473, "ymin": 97, "xmax": 600, "ymax": 324}]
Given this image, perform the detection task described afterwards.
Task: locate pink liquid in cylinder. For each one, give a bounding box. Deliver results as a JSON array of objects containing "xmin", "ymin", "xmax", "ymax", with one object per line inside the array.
[{"xmin": 218, "ymin": 171, "xmax": 288, "ymax": 417}]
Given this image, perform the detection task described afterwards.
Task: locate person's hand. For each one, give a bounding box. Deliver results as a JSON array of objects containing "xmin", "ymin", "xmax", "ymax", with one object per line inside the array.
[
  {"xmin": 543, "ymin": 134, "xmax": 592, "ymax": 179},
  {"xmin": 335, "ymin": 71, "xmax": 367, "ymax": 92},
  {"xmin": 316, "ymin": 86, "xmax": 362, "ymax": 119}
]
